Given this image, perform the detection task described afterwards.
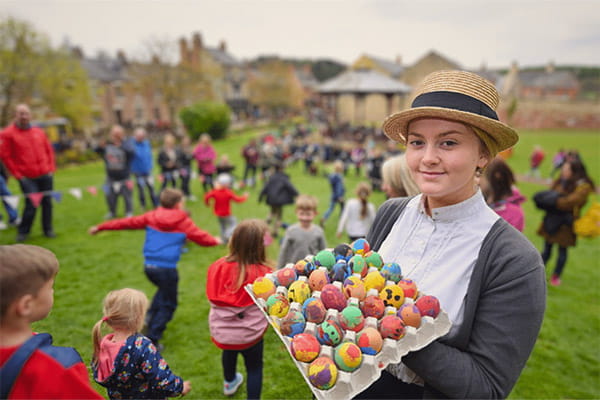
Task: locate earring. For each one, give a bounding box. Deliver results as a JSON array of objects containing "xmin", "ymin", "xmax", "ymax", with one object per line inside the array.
[{"xmin": 475, "ymin": 167, "xmax": 483, "ymax": 177}]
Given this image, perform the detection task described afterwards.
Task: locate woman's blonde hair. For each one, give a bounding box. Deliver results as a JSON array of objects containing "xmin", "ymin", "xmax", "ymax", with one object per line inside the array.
[
  {"xmin": 225, "ymin": 219, "xmax": 273, "ymax": 290},
  {"xmin": 381, "ymin": 154, "xmax": 420, "ymax": 197},
  {"xmin": 92, "ymin": 288, "xmax": 149, "ymax": 362}
]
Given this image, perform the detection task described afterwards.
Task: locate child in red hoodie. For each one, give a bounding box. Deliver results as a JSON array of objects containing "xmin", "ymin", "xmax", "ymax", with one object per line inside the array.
[
  {"xmin": 204, "ymin": 173, "xmax": 249, "ymax": 243},
  {"xmin": 206, "ymin": 219, "xmax": 273, "ymax": 398},
  {"xmin": 89, "ymin": 188, "xmax": 221, "ymax": 348}
]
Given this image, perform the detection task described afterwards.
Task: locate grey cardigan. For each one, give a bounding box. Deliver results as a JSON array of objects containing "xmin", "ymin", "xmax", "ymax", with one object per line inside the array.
[{"xmin": 367, "ymin": 198, "xmax": 546, "ymax": 399}]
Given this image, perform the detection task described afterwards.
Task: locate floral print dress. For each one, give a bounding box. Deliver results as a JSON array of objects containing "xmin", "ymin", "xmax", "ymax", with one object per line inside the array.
[{"xmin": 93, "ymin": 334, "xmax": 183, "ymax": 399}]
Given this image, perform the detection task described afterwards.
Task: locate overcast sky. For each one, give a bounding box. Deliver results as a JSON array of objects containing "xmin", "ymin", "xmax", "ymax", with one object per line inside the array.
[{"xmin": 2, "ymin": 0, "xmax": 599, "ymax": 69}]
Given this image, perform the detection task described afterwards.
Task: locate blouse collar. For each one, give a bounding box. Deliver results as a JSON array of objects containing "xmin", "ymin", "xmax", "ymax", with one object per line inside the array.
[{"xmin": 418, "ymin": 190, "xmax": 488, "ymax": 222}]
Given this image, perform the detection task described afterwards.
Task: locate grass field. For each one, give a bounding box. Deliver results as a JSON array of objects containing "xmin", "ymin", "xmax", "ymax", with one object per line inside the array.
[{"xmin": 0, "ymin": 127, "xmax": 598, "ymax": 399}]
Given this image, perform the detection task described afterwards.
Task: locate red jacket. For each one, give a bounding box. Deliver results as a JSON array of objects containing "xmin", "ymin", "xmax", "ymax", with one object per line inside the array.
[
  {"xmin": 206, "ymin": 257, "xmax": 272, "ymax": 307},
  {"xmin": 0, "ymin": 124, "xmax": 55, "ymax": 180},
  {"xmin": 204, "ymin": 188, "xmax": 248, "ymax": 217},
  {"xmin": 0, "ymin": 335, "xmax": 103, "ymax": 399},
  {"xmin": 97, "ymin": 207, "xmax": 219, "ymax": 268}
]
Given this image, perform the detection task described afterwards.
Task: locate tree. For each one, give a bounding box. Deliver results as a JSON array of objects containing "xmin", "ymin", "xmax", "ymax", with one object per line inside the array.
[
  {"xmin": 129, "ymin": 36, "xmax": 217, "ymax": 129},
  {"xmin": 38, "ymin": 48, "xmax": 94, "ymax": 132},
  {"xmin": 179, "ymin": 101, "xmax": 231, "ymax": 141},
  {"xmin": 246, "ymin": 59, "xmax": 305, "ymax": 118},
  {"xmin": 0, "ymin": 16, "xmax": 47, "ymax": 126},
  {"xmin": 0, "ymin": 16, "xmax": 93, "ymax": 132}
]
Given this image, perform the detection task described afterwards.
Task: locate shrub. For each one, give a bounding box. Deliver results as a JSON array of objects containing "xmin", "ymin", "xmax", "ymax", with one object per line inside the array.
[{"xmin": 179, "ymin": 101, "xmax": 232, "ymax": 141}]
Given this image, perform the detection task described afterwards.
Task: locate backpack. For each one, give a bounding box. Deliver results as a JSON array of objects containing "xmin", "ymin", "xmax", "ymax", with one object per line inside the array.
[{"xmin": 0, "ymin": 334, "xmax": 50, "ymax": 398}]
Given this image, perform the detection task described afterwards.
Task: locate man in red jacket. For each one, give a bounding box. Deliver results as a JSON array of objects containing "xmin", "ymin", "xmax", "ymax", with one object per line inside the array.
[{"xmin": 0, "ymin": 104, "xmax": 56, "ymax": 242}]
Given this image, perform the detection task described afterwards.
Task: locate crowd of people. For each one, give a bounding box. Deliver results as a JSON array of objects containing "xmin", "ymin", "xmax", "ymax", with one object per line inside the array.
[{"xmin": 0, "ymin": 68, "xmax": 596, "ymax": 399}]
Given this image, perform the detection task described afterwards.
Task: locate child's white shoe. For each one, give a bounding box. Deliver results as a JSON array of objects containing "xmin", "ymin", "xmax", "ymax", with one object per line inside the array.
[{"xmin": 223, "ymin": 372, "xmax": 243, "ymax": 396}]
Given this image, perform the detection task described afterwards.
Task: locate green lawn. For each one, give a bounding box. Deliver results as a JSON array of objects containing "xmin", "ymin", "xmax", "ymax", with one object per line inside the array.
[{"xmin": 1, "ymin": 128, "xmax": 598, "ymax": 399}]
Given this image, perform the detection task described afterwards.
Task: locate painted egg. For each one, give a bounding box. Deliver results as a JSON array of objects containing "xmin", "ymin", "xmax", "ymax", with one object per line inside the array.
[
  {"xmin": 364, "ymin": 251, "xmax": 384, "ymax": 269},
  {"xmin": 338, "ymin": 305, "xmax": 365, "ymax": 332},
  {"xmin": 308, "ymin": 356, "xmax": 338, "ymax": 390},
  {"xmin": 356, "ymin": 327, "xmax": 383, "ymax": 355},
  {"xmin": 266, "ymin": 293, "xmax": 290, "ymax": 317},
  {"xmin": 334, "ymin": 342, "xmax": 363, "ymax": 372},
  {"xmin": 294, "ymin": 258, "xmax": 316, "ymax": 277},
  {"xmin": 320, "ymin": 284, "xmax": 347, "ymax": 311},
  {"xmin": 363, "ymin": 270, "xmax": 386, "ymax": 292},
  {"xmin": 379, "ymin": 314, "xmax": 406, "ymax": 340},
  {"xmin": 252, "ymin": 276, "xmax": 276, "ymax": 300},
  {"xmin": 380, "ymin": 262, "xmax": 403, "ymax": 283},
  {"xmin": 378, "ymin": 285, "xmax": 405, "ymax": 309},
  {"xmin": 302, "ymin": 297, "xmax": 327, "ymax": 324},
  {"xmin": 333, "ymin": 243, "xmax": 353, "ymax": 262},
  {"xmin": 280, "ymin": 310, "xmax": 306, "ymax": 338},
  {"xmin": 291, "ymin": 333, "xmax": 321, "ymax": 363},
  {"xmin": 397, "ymin": 279, "xmax": 418, "ymax": 300},
  {"xmin": 343, "ymin": 276, "xmax": 366, "ymax": 300},
  {"xmin": 348, "ymin": 255, "xmax": 368, "ymax": 277},
  {"xmin": 415, "ymin": 295, "xmax": 441, "ymax": 318},
  {"xmin": 274, "ymin": 267, "xmax": 297, "ymax": 288},
  {"xmin": 287, "ymin": 280, "xmax": 311, "ymax": 305},
  {"xmin": 308, "ymin": 268, "xmax": 330, "ymax": 292},
  {"xmin": 330, "ymin": 260, "xmax": 351, "ymax": 282},
  {"xmin": 360, "ymin": 295, "xmax": 385, "ymax": 319},
  {"xmin": 316, "ymin": 318, "xmax": 344, "ymax": 346},
  {"xmin": 351, "ymin": 238, "xmax": 371, "ymax": 256},
  {"xmin": 314, "ymin": 250, "xmax": 336, "ymax": 271},
  {"xmin": 397, "ymin": 303, "xmax": 422, "ymax": 328}
]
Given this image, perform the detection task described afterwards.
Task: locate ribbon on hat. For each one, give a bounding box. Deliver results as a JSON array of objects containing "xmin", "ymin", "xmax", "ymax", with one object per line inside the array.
[{"xmin": 412, "ymin": 91, "xmax": 499, "ymax": 121}]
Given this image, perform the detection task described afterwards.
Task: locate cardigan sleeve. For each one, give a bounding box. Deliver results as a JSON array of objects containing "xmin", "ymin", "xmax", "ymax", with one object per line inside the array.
[{"xmin": 402, "ymin": 222, "xmax": 546, "ymax": 398}]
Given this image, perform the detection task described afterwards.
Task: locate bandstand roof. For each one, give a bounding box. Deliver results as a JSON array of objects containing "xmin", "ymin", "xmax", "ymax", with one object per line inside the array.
[{"xmin": 318, "ymin": 69, "xmax": 412, "ymax": 94}]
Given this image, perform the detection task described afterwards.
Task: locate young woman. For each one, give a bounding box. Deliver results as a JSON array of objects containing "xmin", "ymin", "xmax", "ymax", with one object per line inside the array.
[
  {"xmin": 357, "ymin": 70, "xmax": 546, "ymax": 399},
  {"xmin": 537, "ymin": 158, "xmax": 595, "ymax": 286}
]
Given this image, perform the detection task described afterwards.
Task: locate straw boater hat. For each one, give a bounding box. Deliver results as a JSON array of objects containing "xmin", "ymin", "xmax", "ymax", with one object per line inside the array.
[{"xmin": 382, "ymin": 70, "xmax": 518, "ymax": 155}]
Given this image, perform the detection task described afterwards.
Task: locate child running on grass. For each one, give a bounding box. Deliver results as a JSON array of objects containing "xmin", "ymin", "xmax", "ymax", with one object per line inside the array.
[
  {"xmin": 206, "ymin": 219, "xmax": 274, "ymax": 399},
  {"xmin": 204, "ymin": 173, "xmax": 249, "ymax": 243},
  {"xmin": 92, "ymin": 288, "xmax": 191, "ymax": 399},
  {"xmin": 89, "ymin": 188, "xmax": 221, "ymax": 349},
  {"xmin": 0, "ymin": 244, "xmax": 103, "ymax": 399}
]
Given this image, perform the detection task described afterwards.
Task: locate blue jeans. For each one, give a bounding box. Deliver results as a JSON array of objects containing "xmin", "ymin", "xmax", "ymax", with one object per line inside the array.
[
  {"xmin": 134, "ymin": 174, "xmax": 158, "ymax": 209},
  {"xmin": 222, "ymin": 339, "xmax": 264, "ymax": 400},
  {"xmin": 0, "ymin": 175, "xmax": 18, "ymax": 223},
  {"xmin": 144, "ymin": 266, "xmax": 179, "ymax": 343}
]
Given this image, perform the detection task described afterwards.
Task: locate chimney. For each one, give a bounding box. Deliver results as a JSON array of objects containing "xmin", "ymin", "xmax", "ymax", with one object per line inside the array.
[
  {"xmin": 179, "ymin": 37, "xmax": 189, "ymax": 64},
  {"xmin": 116, "ymin": 50, "xmax": 127, "ymax": 65},
  {"xmin": 395, "ymin": 54, "xmax": 402, "ymax": 65},
  {"xmin": 546, "ymin": 60, "xmax": 555, "ymax": 74},
  {"xmin": 219, "ymin": 40, "xmax": 227, "ymax": 52},
  {"xmin": 192, "ymin": 32, "xmax": 203, "ymax": 66},
  {"xmin": 72, "ymin": 46, "xmax": 84, "ymax": 59}
]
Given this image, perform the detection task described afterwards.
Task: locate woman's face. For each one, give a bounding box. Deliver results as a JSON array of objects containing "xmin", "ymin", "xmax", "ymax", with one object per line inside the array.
[{"xmin": 405, "ymin": 118, "xmax": 489, "ymax": 209}]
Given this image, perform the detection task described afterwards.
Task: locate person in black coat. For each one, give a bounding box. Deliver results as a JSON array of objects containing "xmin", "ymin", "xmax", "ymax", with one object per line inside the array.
[{"xmin": 258, "ymin": 163, "xmax": 298, "ymax": 238}]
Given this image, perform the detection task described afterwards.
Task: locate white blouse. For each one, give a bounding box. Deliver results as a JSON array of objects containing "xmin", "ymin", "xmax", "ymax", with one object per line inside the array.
[{"xmin": 378, "ymin": 190, "xmax": 499, "ymax": 383}]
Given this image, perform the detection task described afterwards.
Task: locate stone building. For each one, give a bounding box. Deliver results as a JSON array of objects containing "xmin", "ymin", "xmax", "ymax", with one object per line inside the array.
[{"xmin": 179, "ymin": 33, "xmax": 249, "ymax": 119}]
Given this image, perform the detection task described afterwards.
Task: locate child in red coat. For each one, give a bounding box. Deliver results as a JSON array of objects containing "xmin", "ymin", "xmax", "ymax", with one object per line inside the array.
[
  {"xmin": 206, "ymin": 219, "xmax": 273, "ymax": 398},
  {"xmin": 204, "ymin": 173, "xmax": 249, "ymax": 243}
]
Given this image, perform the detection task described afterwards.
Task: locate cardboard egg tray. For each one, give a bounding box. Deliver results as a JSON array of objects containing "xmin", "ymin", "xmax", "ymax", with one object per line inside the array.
[{"xmin": 245, "ymin": 272, "xmax": 451, "ymax": 400}]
